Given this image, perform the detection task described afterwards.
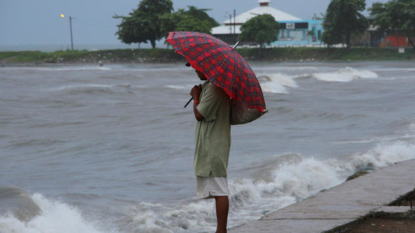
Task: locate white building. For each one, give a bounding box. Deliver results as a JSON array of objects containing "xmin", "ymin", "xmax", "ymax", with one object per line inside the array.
[
  {"xmin": 212, "ymin": 0, "xmax": 300, "ymax": 35},
  {"xmin": 212, "ymin": 0, "xmax": 324, "ymax": 46}
]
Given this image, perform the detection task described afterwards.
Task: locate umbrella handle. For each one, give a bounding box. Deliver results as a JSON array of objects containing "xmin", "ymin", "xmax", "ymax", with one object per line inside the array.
[{"xmin": 184, "ymin": 97, "xmax": 193, "ymax": 108}]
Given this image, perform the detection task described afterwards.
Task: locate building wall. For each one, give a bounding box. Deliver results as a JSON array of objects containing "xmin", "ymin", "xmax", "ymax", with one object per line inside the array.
[
  {"xmin": 379, "ymin": 33, "xmax": 411, "ymax": 47},
  {"xmin": 214, "ymin": 20, "xmax": 325, "ymax": 47},
  {"xmin": 365, "ymin": 31, "xmax": 415, "ymax": 48},
  {"xmin": 271, "ymin": 20, "xmax": 324, "ymax": 46}
]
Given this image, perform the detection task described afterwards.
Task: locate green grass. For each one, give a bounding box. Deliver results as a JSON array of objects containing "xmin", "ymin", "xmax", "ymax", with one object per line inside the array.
[
  {"xmin": 6, "ymin": 51, "xmax": 56, "ymax": 62},
  {"xmin": 1, "ymin": 47, "xmax": 414, "ymax": 64},
  {"xmin": 236, "ymin": 47, "xmax": 414, "ymax": 61},
  {"xmin": 0, "ymin": 50, "xmax": 85, "ymax": 63},
  {"xmin": 0, "ymin": 51, "xmax": 22, "ymax": 60}
]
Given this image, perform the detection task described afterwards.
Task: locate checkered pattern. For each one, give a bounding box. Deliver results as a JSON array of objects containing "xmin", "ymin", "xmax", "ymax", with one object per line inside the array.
[{"xmin": 167, "ymin": 31, "xmax": 266, "ymax": 113}]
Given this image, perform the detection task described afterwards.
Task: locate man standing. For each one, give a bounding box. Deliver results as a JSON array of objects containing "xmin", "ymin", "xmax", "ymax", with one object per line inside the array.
[{"xmin": 190, "ymin": 69, "xmax": 231, "ymax": 233}]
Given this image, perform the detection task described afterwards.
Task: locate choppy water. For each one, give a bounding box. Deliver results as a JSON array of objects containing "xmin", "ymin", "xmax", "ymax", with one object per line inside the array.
[{"xmin": 1, "ymin": 61, "xmax": 415, "ymax": 233}]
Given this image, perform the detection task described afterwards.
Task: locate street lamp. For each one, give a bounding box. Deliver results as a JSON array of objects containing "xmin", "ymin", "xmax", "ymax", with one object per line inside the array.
[{"xmin": 61, "ymin": 14, "xmax": 74, "ymax": 50}]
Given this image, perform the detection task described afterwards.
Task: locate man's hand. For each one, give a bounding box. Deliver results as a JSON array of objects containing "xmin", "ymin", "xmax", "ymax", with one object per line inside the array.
[
  {"xmin": 190, "ymin": 84, "xmax": 204, "ymax": 121},
  {"xmin": 190, "ymin": 84, "xmax": 202, "ymax": 101}
]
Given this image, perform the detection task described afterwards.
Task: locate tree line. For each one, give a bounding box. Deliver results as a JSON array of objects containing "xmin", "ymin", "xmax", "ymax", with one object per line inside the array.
[
  {"xmin": 113, "ymin": 0, "xmax": 280, "ymax": 49},
  {"xmin": 322, "ymin": 0, "xmax": 415, "ymax": 49},
  {"xmin": 114, "ymin": 0, "xmax": 415, "ymax": 49},
  {"xmin": 113, "ymin": 0, "xmax": 219, "ymax": 49}
]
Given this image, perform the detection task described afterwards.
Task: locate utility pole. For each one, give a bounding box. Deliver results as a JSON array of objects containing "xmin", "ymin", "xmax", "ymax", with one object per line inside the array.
[
  {"xmin": 61, "ymin": 14, "xmax": 74, "ymax": 50},
  {"xmin": 69, "ymin": 16, "xmax": 74, "ymax": 50},
  {"xmin": 234, "ymin": 9, "xmax": 236, "ymax": 44},
  {"xmin": 229, "ymin": 14, "xmax": 232, "ymax": 35}
]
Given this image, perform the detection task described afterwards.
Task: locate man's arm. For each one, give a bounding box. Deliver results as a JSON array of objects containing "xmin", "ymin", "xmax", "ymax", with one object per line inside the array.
[{"xmin": 190, "ymin": 84, "xmax": 205, "ymax": 121}]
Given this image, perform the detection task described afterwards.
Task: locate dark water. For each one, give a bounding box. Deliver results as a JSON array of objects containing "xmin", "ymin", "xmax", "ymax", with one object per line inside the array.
[{"xmin": 1, "ymin": 61, "xmax": 415, "ymax": 233}]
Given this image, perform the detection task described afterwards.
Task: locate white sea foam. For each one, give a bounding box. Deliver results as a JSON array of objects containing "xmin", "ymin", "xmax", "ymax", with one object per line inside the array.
[
  {"xmin": 1, "ymin": 66, "xmax": 112, "ymax": 72},
  {"xmin": 51, "ymin": 84, "xmax": 114, "ymax": 91},
  {"xmin": 0, "ymin": 194, "xmax": 114, "ymax": 233},
  {"xmin": 312, "ymin": 67, "xmax": 378, "ymax": 82},
  {"xmin": 123, "ymin": 139, "xmax": 415, "ymax": 233},
  {"xmin": 252, "ymin": 66, "xmax": 318, "ymax": 71},
  {"xmin": 121, "ymin": 156, "xmax": 347, "ymax": 232},
  {"xmin": 347, "ymin": 141, "xmax": 415, "ymax": 169},
  {"xmin": 258, "ymin": 73, "xmax": 298, "ymax": 94},
  {"xmin": 269, "ymin": 157, "xmax": 343, "ymax": 199},
  {"xmin": 372, "ymin": 68, "xmax": 415, "ymax": 72},
  {"xmin": 2, "ymin": 140, "xmax": 413, "ymax": 233},
  {"xmin": 49, "ymin": 83, "xmax": 132, "ymax": 92},
  {"xmin": 166, "ymin": 73, "xmax": 298, "ymax": 94},
  {"xmin": 164, "ymin": 84, "xmax": 194, "ymax": 90},
  {"xmin": 293, "ymin": 73, "xmax": 313, "ymax": 79}
]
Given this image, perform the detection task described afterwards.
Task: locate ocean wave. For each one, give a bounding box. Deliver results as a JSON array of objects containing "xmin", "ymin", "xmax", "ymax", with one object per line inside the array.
[
  {"xmin": 371, "ymin": 68, "xmax": 415, "ymax": 72},
  {"xmin": 252, "ymin": 66, "xmax": 318, "ymax": 71},
  {"xmin": 2, "ymin": 140, "xmax": 414, "ymax": 233},
  {"xmin": 48, "ymin": 83, "xmax": 133, "ymax": 95},
  {"xmin": 165, "ymin": 67, "xmax": 376, "ymax": 94},
  {"xmin": 312, "ymin": 67, "xmax": 378, "ymax": 82},
  {"xmin": 0, "ymin": 193, "xmax": 115, "ymax": 233},
  {"xmin": 165, "ymin": 73, "xmax": 298, "ymax": 94},
  {"xmin": 118, "ymin": 154, "xmax": 344, "ymax": 233},
  {"xmin": 121, "ymin": 139, "xmax": 415, "ymax": 233},
  {"xmin": 5, "ymin": 138, "xmax": 66, "ymax": 149},
  {"xmin": 258, "ymin": 73, "xmax": 298, "ymax": 94},
  {"xmin": 293, "ymin": 73, "xmax": 313, "ymax": 79},
  {"xmin": 50, "ymin": 84, "xmax": 131, "ymax": 91},
  {"xmin": 0, "ymin": 66, "xmax": 112, "ymax": 72},
  {"xmin": 347, "ymin": 141, "xmax": 415, "ymax": 169},
  {"xmin": 114, "ymin": 67, "xmax": 189, "ymax": 72},
  {"xmin": 164, "ymin": 84, "xmax": 194, "ymax": 90}
]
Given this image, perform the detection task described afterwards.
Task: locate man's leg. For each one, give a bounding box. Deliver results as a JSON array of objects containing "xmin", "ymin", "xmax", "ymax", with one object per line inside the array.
[{"xmin": 215, "ymin": 196, "xmax": 229, "ymax": 233}]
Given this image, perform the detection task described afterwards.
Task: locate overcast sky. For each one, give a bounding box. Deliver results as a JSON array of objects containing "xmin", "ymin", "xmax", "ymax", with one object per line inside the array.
[{"xmin": 0, "ymin": 0, "xmax": 390, "ymax": 47}]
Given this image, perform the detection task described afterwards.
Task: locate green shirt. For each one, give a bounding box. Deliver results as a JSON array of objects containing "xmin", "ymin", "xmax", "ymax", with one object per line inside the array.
[{"xmin": 194, "ymin": 81, "xmax": 231, "ymax": 177}]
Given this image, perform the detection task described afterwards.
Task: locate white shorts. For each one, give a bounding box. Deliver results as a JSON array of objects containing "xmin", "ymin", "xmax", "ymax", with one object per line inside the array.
[{"xmin": 196, "ymin": 174, "xmax": 229, "ymax": 199}]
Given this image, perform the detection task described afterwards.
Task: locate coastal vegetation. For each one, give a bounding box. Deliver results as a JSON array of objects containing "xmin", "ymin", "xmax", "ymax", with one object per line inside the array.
[
  {"xmin": 321, "ymin": 0, "xmax": 415, "ymax": 49},
  {"xmin": 1, "ymin": 47, "xmax": 414, "ymax": 65},
  {"xmin": 159, "ymin": 6, "xmax": 219, "ymax": 35},
  {"xmin": 113, "ymin": 0, "xmax": 219, "ymax": 49},
  {"xmin": 111, "ymin": 0, "xmax": 415, "ymax": 51},
  {"xmin": 369, "ymin": 0, "xmax": 415, "ymax": 49},
  {"xmin": 322, "ymin": 0, "xmax": 368, "ymax": 49},
  {"xmin": 239, "ymin": 14, "xmax": 280, "ymax": 49},
  {"xmin": 113, "ymin": 0, "xmax": 173, "ymax": 49}
]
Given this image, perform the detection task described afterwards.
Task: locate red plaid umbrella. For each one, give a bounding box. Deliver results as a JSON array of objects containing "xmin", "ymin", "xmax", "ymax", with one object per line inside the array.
[{"xmin": 166, "ymin": 31, "xmax": 267, "ymax": 124}]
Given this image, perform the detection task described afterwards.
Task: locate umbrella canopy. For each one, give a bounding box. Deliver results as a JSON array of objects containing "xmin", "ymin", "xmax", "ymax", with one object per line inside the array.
[{"xmin": 167, "ymin": 31, "xmax": 267, "ymax": 125}]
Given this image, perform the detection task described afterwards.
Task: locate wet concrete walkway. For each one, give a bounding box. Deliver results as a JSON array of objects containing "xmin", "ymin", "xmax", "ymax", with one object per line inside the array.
[{"xmin": 229, "ymin": 159, "xmax": 415, "ymax": 233}]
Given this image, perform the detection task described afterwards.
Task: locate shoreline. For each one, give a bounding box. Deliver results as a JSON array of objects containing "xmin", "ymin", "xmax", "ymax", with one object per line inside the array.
[
  {"xmin": 1, "ymin": 47, "xmax": 414, "ymax": 67},
  {"xmin": 2, "ymin": 60, "xmax": 414, "ymax": 69}
]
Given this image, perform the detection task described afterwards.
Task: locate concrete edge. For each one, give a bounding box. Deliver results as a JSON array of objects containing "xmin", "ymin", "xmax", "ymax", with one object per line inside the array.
[
  {"xmin": 389, "ymin": 187, "xmax": 415, "ymax": 206},
  {"xmin": 227, "ymin": 160, "xmax": 415, "ymax": 233},
  {"xmin": 323, "ymin": 188, "xmax": 415, "ymax": 233}
]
